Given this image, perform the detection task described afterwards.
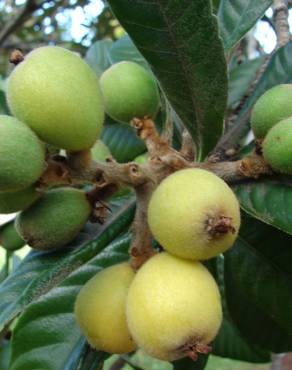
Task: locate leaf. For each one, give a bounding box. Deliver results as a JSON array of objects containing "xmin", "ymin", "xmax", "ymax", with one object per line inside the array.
[
  {"xmin": 233, "ymin": 177, "xmax": 292, "ymax": 235},
  {"xmin": 0, "ymin": 340, "xmax": 10, "ymax": 370},
  {"xmin": 85, "ymin": 40, "xmax": 113, "ymax": 76},
  {"xmin": 102, "ymin": 121, "xmax": 146, "ymax": 162},
  {"xmin": 107, "ymin": 0, "xmax": 228, "ymax": 158},
  {"xmin": 213, "ymin": 316, "xmax": 270, "ymax": 363},
  {"xmin": 0, "ymin": 91, "xmax": 9, "ymax": 114},
  {"xmin": 212, "ymin": 256, "xmax": 270, "ymax": 363},
  {"xmin": 109, "ymin": 35, "xmax": 150, "ymax": 71},
  {"xmin": 0, "ymin": 201, "xmax": 135, "ymax": 332},
  {"xmin": 235, "ymin": 41, "xmax": 292, "ymax": 136},
  {"xmin": 225, "ymin": 214, "xmax": 292, "ymax": 352},
  {"xmin": 228, "ymin": 57, "xmax": 265, "ymax": 108},
  {"xmin": 218, "ymin": 0, "xmax": 272, "ymax": 51},
  {"xmin": 9, "ymin": 234, "xmax": 130, "ymax": 370},
  {"xmin": 75, "ymin": 347, "xmax": 108, "ymax": 370},
  {"xmin": 212, "ymin": 0, "xmax": 221, "ymax": 13}
]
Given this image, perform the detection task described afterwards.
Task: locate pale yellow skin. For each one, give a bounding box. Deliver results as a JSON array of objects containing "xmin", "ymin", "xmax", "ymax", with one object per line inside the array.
[
  {"xmin": 126, "ymin": 253, "xmax": 222, "ymax": 361},
  {"xmin": 75, "ymin": 262, "xmax": 136, "ymax": 354},
  {"xmin": 7, "ymin": 46, "xmax": 104, "ymax": 151},
  {"xmin": 148, "ymin": 168, "xmax": 240, "ymax": 260}
]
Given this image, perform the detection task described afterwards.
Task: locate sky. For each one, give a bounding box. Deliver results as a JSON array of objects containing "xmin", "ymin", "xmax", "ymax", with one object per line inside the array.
[{"xmin": 65, "ymin": 3, "xmax": 291, "ymax": 52}]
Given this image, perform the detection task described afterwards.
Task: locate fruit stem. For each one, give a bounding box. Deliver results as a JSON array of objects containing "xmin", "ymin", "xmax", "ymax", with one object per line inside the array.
[
  {"xmin": 67, "ymin": 149, "xmax": 93, "ymax": 172},
  {"xmin": 130, "ymin": 182, "xmax": 156, "ymax": 270}
]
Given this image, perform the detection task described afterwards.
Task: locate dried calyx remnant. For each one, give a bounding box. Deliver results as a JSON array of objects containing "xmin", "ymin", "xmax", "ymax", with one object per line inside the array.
[
  {"xmin": 9, "ymin": 49, "xmax": 24, "ymax": 65},
  {"xmin": 176, "ymin": 340, "xmax": 212, "ymax": 361},
  {"xmin": 37, "ymin": 116, "xmax": 272, "ymax": 270},
  {"xmin": 205, "ymin": 215, "xmax": 236, "ymax": 237}
]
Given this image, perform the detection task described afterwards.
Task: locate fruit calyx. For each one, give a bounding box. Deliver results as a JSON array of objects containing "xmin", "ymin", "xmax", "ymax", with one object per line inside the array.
[
  {"xmin": 175, "ymin": 338, "xmax": 212, "ymax": 361},
  {"xmin": 205, "ymin": 214, "xmax": 236, "ymax": 237},
  {"xmin": 9, "ymin": 49, "xmax": 24, "ymax": 65}
]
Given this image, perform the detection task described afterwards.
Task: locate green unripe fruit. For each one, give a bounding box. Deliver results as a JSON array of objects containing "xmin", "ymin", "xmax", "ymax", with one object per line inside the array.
[
  {"xmin": 0, "ymin": 186, "xmax": 40, "ymax": 214},
  {"xmin": 251, "ymin": 84, "xmax": 292, "ymax": 138},
  {"xmin": 0, "ymin": 221, "xmax": 25, "ymax": 251},
  {"xmin": 134, "ymin": 153, "xmax": 149, "ymax": 164},
  {"xmin": 100, "ymin": 62, "xmax": 160, "ymax": 123},
  {"xmin": 0, "ymin": 115, "xmax": 45, "ymax": 192},
  {"xmin": 148, "ymin": 169, "xmax": 240, "ymax": 260},
  {"xmin": 126, "ymin": 253, "xmax": 222, "ymax": 361},
  {"xmin": 75, "ymin": 262, "xmax": 136, "ymax": 354},
  {"xmin": 91, "ymin": 140, "xmax": 111, "ymax": 162},
  {"xmin": 263, "ymin": 118, "xmax": 292, "ymax": 174},
  {"xmin": 7, "ymin": 46, "xmax": 104, "ymax": 151},
  {"xmin": 16, "ymin": 188, "xmax": 92, "ymax": 250}
]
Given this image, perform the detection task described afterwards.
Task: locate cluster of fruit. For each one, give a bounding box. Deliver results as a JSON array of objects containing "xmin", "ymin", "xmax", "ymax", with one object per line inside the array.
[
  {"xmin": 75, "ymin": 168, "xmax": 241, "ymax": 361},
  {"xmin": 0, "ymin": 45, "xmax": 159, "ymax": 251},
  {"xmin": 251, "ymin": 84, "xmax": 292, "ymax": 174}
]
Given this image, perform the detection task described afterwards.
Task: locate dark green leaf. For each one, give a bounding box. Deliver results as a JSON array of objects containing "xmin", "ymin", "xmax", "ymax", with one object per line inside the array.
[
  {"xmin": 244, "ymin": 41, "xmax": 292, "ymax": 111},
  {"xmin": 109, "ymin": 35, "xmax": 150, "ymax": 71},
  {"xmin": 102, "ymin": 121, "xmax": 146, "ymax": 162},
  {"xmin": 218, "ymin": 0, "xmax": 272, "ymax": 51},
  {"xmin": 0, "ymin": 91, "xmax": 9, "ymax": 114},
  {"xmin": 225, "ymin": 214, "xmax": 292, "ymax": 352},
  {"xmin": 9, "ymin": 234, "xmax": 130, "ymax": 370},
  {"xmin": 228, "ymin": 57, "xmax": 265, "ymax": 108},
  {"xmin": 234, "ymin": 178, "xmax": 292, "ymax": 235},
  {"xmin": 234, "ymin": 41, "xmax": 292, "ymax": 138},
  {"xmin": 75, "ymin": 346, "xmax": 108, "ymax": 370},
  {"xmin": 212, "ymin": 0, "xmax": 221, "ymax": 13},
  {"xmin": 107, "ymin": 0, "xmax": 228, "ymax": 158},
  {"xmin": 0, "ymin": 201, "xmax": 135, "ymax": 332},
  {"xmin": 0, "ymin": 340, "xmax": 10, "ymax": 370},
  {"xmin": 213, "ymin": 316, "xmax": 270, "ymax": 363},
  {"xmin": 212, "ymin": 257, "xmax": 270, "ymax": 363},
  {"xmin": 85, "ymin": 40, "xmax": 113, "ymax": 76}
]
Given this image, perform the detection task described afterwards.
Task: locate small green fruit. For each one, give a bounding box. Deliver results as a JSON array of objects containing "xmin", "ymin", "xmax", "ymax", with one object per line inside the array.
[
  {"xmin": 0, "ymin": 186, "xmax": 40, "ymax": 214},
  {"xmin": 126, "ymin": 253, "xmax": 222, "ymax": 361},
  {"xmin": 0, "ymin": 221, "xmax": 25, "ymax": 251},
  {"xmin": 16, "ymin": 188, "xmax": 92, "ymax": 250},
  {"xmin": 263, "ymin": 118, "xmax": 292, "ymax": 174},
  {"xmin": 251, "ymin": 84, "xmax": 292, "ymax": 138},
  {"xmin": 75, "ymin": 262, "xmax": 136, "ymax": 354},
  {"xmin": 134, "ymin": 153, "xmax": 149, "ymax": 164},
  {"xmin": 91, "ymin": 140, "xmax": 111, "ymax": 162},
  {"xmin": 7, "ymin": 46, "xmax": 104, "ymax": 151},
  {"xmin": 0, "ymin": 115, "xmax": 45, "ymax": 192},
  {"xmin": 100, "ymin": 61, "xmax": 160, "ymax": 123},
  {"xmin": 148, "ymin": 168, "xmax": 240, "ymax": 260}
]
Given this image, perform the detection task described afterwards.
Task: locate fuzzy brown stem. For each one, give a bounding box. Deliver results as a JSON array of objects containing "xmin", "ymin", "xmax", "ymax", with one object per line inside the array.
[
  {"xmin": 130, "ymin": 182, "xmax": 157, "ymax": 270},
  {"xmin": 273, "ymin": 0, "xmax": 290, "ymax": 48},
  {"xmin": 131, "ymin": 117, "xmax": 177, "ymax": 157},
  {"xmin": 180, "ymin": 129, "xmax": 196, "ymax": 161},
  {"xmin": 67, "ymin": 149, "xmax": 93, "ymax": 172},
  {"xmin": 38, "ymin": 119, "xmax": 273, "ymax": 269}
]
